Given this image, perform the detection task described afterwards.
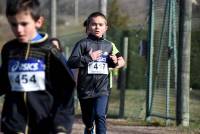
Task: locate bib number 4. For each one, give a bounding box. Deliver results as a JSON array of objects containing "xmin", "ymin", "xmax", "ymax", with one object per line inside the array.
[
  {"xmin": 88, "ymin": 62, "xmax": 108, "ymax": 74},
  {"xmin": 15, "ymin": 74, "xmax": 36, "ymax": 84}
]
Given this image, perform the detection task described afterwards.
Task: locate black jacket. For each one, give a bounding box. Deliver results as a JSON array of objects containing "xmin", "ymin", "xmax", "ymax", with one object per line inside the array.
[
  {"xmin": 0, "ymin": 33, "xmax": 75, "ymax": 134},
  {"xmin": 68, "ymin": 34, "xmax": 117, "ymax": 99}
]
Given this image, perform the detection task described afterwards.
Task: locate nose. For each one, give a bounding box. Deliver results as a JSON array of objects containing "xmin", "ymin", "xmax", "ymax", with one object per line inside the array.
[
  {"xmin": 96, "ymin": 24, "xmax": 100, "ymax": 29},
  {"xmin": 16, "ymin": 25, "xmax": 23, "ymax": 33}
]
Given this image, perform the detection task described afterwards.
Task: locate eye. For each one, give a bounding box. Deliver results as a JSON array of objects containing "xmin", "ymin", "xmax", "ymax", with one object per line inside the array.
[
  {"xmin": 21, "ymin": 22, "xmax": 28, "ymax": 26},
  {"xmin": 99, "ymin": 23, "xmax": 104, "ymax": 27},
  {"xmin": 91, "ymin": 23, "xmax": 96, "ymax": 26}
]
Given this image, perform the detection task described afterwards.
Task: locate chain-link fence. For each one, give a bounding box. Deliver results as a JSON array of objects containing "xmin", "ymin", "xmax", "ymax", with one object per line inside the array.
[
  {"xmin": 147, "ymin": 0, "xmax": 200, "ymax": 127},
  {"xmin": 146, "ymin": 0, "xmax": 178, "ymax": 125}
]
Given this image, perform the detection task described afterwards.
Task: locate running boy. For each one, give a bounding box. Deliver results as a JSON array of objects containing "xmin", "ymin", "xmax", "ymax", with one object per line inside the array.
[
  {"xmin": 0, "ymin": 0, "xmax": 75, "ymax": 133},
  {"xmin": 68, "ymin": 12, "xmax": 125, "ymax": 134}
]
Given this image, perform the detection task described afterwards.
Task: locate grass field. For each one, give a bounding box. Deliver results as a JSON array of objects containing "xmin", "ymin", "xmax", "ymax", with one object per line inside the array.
[{"xmin": 75, "ymin": 88, "xmax": 200, "ymax": 128}]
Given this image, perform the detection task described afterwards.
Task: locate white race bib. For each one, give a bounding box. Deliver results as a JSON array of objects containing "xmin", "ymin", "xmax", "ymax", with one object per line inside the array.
[
  {"xmin": 8, "ymin": 58, "xmax": 46, "ymax": 92},
  {"xmin": 88, "ymin": 62, "xmax": 108, "ymax": 74}
]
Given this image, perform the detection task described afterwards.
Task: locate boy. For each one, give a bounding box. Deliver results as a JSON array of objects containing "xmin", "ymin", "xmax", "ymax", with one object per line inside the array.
[
  {"xmin": 0, "ymin": 0, "xmax": 75, "ymax": 133},
  {"xmin": 83, "ymin": 18, "xmax": 125, "ymax": 114},
  {"xmin": 68, "ymin": 12, "xmax": 125, "ymax": 134}
]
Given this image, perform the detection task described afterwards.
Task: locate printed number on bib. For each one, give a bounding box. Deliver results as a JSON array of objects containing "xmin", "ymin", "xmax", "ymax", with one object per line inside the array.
[
  {"xmin": 15, "ymin": 74, "xmax": 36, "ymax": 84},
  {"xmin": 88, "ymin": 62, "xmax": 108, "ymax": 74}
]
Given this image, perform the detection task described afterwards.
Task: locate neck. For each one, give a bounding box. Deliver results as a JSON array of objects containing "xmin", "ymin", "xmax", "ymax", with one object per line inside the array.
[{"xmin": 88, "ymin": 34, "xmax": 104, "ymax": 40}]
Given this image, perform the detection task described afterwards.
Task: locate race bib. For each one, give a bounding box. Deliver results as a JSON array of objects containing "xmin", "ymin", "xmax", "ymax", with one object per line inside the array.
[
  {"xmin": 8, "ymin": 58, "xmax": 46, "ymax": 92},
  {"xmin": 88, "ymin": 62, "xmax": 108, "ymax": 74}
]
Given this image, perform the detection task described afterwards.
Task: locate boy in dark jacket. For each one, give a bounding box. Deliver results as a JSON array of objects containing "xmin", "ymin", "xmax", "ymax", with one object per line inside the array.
[
  {"xmin": 0, "ymin": 0, "xmax": 75, "ymax": 133},
  {"xmin": 68, "ymin": 12, "xmax": 125, "ymax": 134}
]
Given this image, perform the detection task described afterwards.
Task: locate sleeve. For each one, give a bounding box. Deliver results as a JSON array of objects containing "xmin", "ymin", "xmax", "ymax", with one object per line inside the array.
[
  {"xmin": 0, "ymin": 44, "xmax": 11, "ymax": 95},
  {"xmin": 111, "ymin": 42, "xmax": 122, "ymax": 58},
  {"xmin": 67, "ymin": 41, "xmax": 93, "ymax": 69},
  {"xmin": 0, "ymin": 66, "xmax": 6, "ymax": 96},
  {"xmin": 107, "ymin": 42, "xmax": 121, "ymax": 68},
  {"xmin": 49, "ymin": 47, "xmax": 76, "ymax": 133}
]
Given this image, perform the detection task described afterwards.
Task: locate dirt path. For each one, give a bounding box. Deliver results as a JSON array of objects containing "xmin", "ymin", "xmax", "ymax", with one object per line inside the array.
[
  {"xmin": 0, "ymin": 117, "xmax": 198, "ymax": 133},
  {"xmin": 71, "ymin": 118, "xmax": 196, "ymax": 134}
]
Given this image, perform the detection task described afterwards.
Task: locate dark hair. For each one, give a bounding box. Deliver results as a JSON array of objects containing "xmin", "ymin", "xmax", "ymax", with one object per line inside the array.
[
  {"xmin": 83, "ymin": 19, "xmax": 88, "ymax": 33},
  {"xmin": 83, "ymin": 19, "xmax": 87, "ymax": 27},
  {"xmin": 6, "ymin": 0, "xmax": 42, "ymax": 21},
  {"xmin": 86, "ymin": 12, "xmax": 107, "ymax": 27}
]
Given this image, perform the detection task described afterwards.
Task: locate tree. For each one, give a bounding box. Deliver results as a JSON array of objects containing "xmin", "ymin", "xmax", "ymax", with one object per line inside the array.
[
  {"xmin": 107, "ymin": 0, "xmax": 129, "ymax": 31},
  {"xmin": 107, "ymin": 0, "xmax": 130, "ymax": 48}
]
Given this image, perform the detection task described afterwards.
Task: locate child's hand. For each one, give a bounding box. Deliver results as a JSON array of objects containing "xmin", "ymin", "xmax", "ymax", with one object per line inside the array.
[
  {"xmin": 89, "ymin": 49, "xmax": 102, "ymax": 61},
  {"xmin": 109, "ymin": 54, "xmax": 118, "ymax": 64}
]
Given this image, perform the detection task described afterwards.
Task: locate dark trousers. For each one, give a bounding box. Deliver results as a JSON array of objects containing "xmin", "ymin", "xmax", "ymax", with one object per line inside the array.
[{"xmin": 79, "ymin": 95, "xmax": 108, "ymax": 134}]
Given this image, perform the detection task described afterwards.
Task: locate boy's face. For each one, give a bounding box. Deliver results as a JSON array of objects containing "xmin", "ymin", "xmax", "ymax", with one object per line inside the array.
[
  {"xmin": 7, "ymin": 11, "xmax": 43, "ymax": 43},
  {"xmin": 88, "ymin": 16, "xmax": 108, "ymax": 38}
]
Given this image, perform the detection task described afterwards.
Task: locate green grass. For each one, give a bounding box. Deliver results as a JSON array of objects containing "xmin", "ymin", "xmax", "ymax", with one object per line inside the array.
[
  {"xmin": 105, "ymin": 88, "xmax": 200, "ymax": 133},
  {"xmin": 189, "ymin": 90, "xmax": 200, "ymax": 129},
  {"xmin": 108, "ymin": 88, "xmax": 146, "ymax": 119},
  {"xmin": 74, "ymin": 88, "xmax": 200, "ymax": 129}
]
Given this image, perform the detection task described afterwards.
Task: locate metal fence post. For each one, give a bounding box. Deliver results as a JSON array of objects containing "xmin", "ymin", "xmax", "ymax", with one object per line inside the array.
[
  {"xmin": 119, "ymin": 37, "xmax": 128, "ymax": 118},
  {"xmin": 177, "ymin": 0, "xmax": 192, "ymax": 127}
]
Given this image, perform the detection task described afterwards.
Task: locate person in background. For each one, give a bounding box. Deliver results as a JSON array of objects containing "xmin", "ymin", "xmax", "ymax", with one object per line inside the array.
[
  {"xmin": 83, "ymin": 16, "xmax": 125, "ymax": 115},
  {"xmin": 68, "ymin": 12, "xmax": 125, "ymax": 134},
  {"xmin": 0, "ymin": 0, "xmax": 75, "ymax": 133}
]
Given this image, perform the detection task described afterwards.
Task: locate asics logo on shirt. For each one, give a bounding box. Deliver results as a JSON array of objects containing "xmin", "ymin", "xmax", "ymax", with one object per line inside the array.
[
  {"xmin": 97, "ymin": 51, "xmax": 108, "ymax": 62},
  {"xmin": 11, "ymin": 61, "xmax": 39, "ymax": 72},
  {"xmin": 97, "ymin": 56, "xmax": 107, "ymax": 62}
]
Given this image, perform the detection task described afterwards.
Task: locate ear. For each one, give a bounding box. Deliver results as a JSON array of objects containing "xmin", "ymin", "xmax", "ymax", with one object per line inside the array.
[
  {"xmin": 36, "ymin": 16, "xmax": 44, "ymax": 29},
  {"xmin": 105, "ymin": 25, "xmax": 108, "ymax": 31}
]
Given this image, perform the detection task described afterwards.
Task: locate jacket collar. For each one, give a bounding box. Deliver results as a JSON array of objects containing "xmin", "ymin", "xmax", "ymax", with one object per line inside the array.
[
  {"xmin": 15, "ymin": 32, "xmax": 48, "ymax": 45},
  {"xmin": 87, "ymin": 34, "xmax": 104, "ymax": 41}
]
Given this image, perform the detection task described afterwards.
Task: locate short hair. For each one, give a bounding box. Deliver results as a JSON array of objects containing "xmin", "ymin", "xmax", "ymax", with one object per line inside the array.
[
  {"xmin": 83, "ymin": 19, "xmax": 88, "ymax": 33},
  {"xmin": 86, "ymin": 12, "xmax": 107, "ymax": 27},
  {"xmin": 6, "ymin": 0, "xmax": 42, "ymax": 21},
  {"xmin": 83, "ymin": 19, "xmax": 87, "ymax": 27}
]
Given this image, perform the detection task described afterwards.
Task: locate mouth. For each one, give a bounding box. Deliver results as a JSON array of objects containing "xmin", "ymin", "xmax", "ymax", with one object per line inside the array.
[
  {"xmin": 18, "ymin": 36, "xmax": 25, "ymax": 40},
  {"xmin": 17, "ymin": 35, "xmax": 24, "ymax": 38},
  {"xmin": 17, "ymin": 36, "xmax": 28, "ymax": 42},
  {"xmin": 95, "ymin": 31, "xmax": 100, "ymax": 34}
]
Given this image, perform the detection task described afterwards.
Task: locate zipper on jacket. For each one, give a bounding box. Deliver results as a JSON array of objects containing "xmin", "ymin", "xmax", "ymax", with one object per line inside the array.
[
  {"xmin": 25, "ymin": 40, "xmax": 31, "ymax": 60},
  {"xmin": 94, "ymin": 40, "xmax": 100, "ymax": 95},
  {"xmin": 93, "ymin": 40, "xmax": 102, "ymax": 96},
  {"xmin": 24, "ymin": 39, "xmax": 31, "ymax": 133},
  {"xmin": 24, "ymin": 92, "xmax": 29, "ymax": 134}
]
